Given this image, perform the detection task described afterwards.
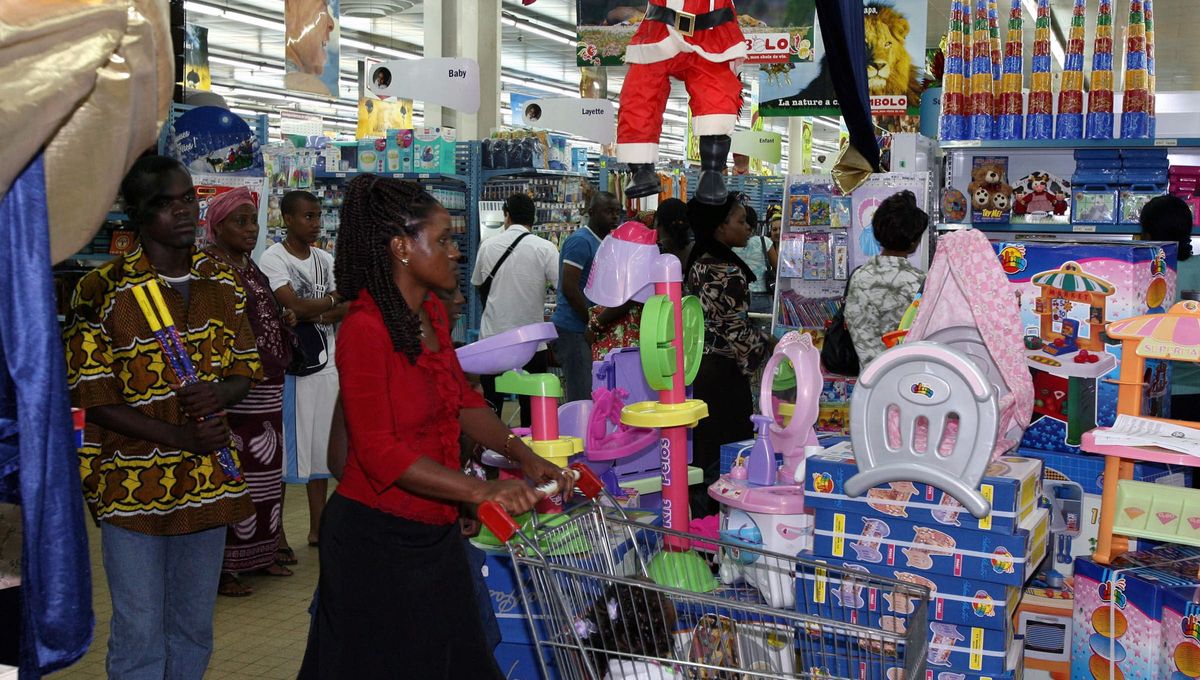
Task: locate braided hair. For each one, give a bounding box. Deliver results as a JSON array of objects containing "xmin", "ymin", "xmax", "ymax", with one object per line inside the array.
[
  {"xmin": 335, "ymin": 175, "xmax": 441, "ymax": 362},
  {"xmin": 685, "ymin": 194, "xmax": 756, "ymax": 283}
]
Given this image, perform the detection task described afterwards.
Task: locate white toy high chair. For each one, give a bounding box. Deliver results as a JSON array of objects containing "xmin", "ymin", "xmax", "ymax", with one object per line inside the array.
[{"xmin": 844, "ymin": 229, "xmax": 1034, "ymax": 520}]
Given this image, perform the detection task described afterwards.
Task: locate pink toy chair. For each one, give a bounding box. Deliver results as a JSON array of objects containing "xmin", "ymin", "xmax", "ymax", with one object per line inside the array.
[{"xmin": 844, "ymin": 229, "xmax": 1033, "ymax": 520}]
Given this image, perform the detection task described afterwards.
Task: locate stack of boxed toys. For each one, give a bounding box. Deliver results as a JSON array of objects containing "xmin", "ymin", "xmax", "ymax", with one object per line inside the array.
[
  {"xmin": 1071, "ymin": 545, "xmax": 1200, "ymax": 680},
  {"xmin": 800, "ymin": 445, "xmax": 1045, "ymax": 679}
]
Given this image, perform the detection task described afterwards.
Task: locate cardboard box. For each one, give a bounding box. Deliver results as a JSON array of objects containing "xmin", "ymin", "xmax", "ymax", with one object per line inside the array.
[
  {"xmin": 413, "ymin": 126, "xmax": 458, "ymax": 174},
  {"xmin": 1016, "ymin": 586, "xmax": 1075, "ymax": 676},
  {"xmin": 384, "ymin": 128, "xmax": 413, "ymax": 173},
  {"xmin": 810, "ymin": 635, "xmax": 1025, "ymax": 680},
  {"xmin": 807, "ymin": 555, "xmax": 1024, "ymax": 632},
  {"xmin": 991, "ymin": 239, "xmax": 1178, "ymax": 454},
  {"xmin": 812, "ymin": 507, "xmax": 1050, "ymax": 588},
  {"xmin": 357, "ymin": 137, "xmax": 385, "ymax": 173},
  {"xmin": 1017, "ymin": 447, "xmax": 1191, "ymax": 496},
  {"xmin": 1071, "ymin": 546, "xmax": 1200, "ymax": 680},
  {"xmin": 805, "ymin": 451, "xmax": 1043, "ymax": 534}
]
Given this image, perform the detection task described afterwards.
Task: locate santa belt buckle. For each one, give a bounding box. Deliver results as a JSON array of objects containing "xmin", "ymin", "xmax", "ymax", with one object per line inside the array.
[{"xmin": 675, "ymin": 10, "xmax": 696, "ymax": 37}]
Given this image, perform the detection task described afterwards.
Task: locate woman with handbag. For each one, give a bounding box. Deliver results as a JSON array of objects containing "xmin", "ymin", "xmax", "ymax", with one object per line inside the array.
[
  {"xmin": 203, "ymin": 188, "xmax": 299, "ymax": 596},
  {"xmin": 259, "ymin": 190, "xmax": 347, "ymax": 549},
  {"xmin": 685, "ymin": 195, "xmax": 773, "ymax": 518}
]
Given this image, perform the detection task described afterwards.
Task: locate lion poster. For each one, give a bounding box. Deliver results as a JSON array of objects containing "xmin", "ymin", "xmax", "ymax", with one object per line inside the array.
[{"xmin": 758, "ymin": 0, "xmax": 927, "ymax": 119}]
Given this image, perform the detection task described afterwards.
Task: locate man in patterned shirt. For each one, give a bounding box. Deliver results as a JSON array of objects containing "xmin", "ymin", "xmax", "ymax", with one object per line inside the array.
[
  {"xmin": 64, "ymin": 156, "xmax": 261, "ymax": 679},
  {"xmin": 844, "ymin": 190, "xmax": 929, "ymax": 367}
]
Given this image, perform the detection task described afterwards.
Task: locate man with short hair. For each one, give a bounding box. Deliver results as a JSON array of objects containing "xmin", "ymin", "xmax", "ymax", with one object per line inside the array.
[
  {"xmin": 64, "ymin": 155, "xmax": 261, "ymax": 678},
  {"xmin": 551, "ymin": 191, "xmax": 622, "ymax": 403},
  {"xmin": 471, "ymin": 193, "xmax": 559, "ymax": 426}
]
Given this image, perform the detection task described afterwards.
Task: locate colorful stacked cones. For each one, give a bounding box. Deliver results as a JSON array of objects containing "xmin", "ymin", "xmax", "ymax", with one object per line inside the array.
[
  {"xmin": 997, "ymin": 0, "xmax": 1025, "ymax": 139},
  {"xmin": 1027, "ymin": 0, "xmax": 1054, "ymax": 139},
  {"xmin": 1086, "ymin": 0, "xmax": 1116, "ymax": 138},
  {"xmin": 1120, "ymin": 0, "xmax": 1152, "ymax": 138},
  {"xmin": 940, "ymin": 0, "xmax": 970, "ymax": 140},
  {"xmin": 1056, "ymin": 0, "xmax": 1087, "ymax": 139},
  {"xmin": 969, "ymin": 0, "xmax": 996, "ymax": 139},
  {"xmin": 1145, "ymin": 0, "xmax": 1157, "ymax": 136},
  {"xmin": 988, "ymin": 0, "xmax": 1003, "ymax": 104}
]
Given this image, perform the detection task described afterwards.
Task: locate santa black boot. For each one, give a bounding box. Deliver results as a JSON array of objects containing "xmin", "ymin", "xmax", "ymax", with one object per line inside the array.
[
  {"xmin": 624, "ymin": 163, "xmax": 660, "ymax": 199},
  {"xmin": 696, "ymin": 134, "xmax": 731, "ymax": 205}
]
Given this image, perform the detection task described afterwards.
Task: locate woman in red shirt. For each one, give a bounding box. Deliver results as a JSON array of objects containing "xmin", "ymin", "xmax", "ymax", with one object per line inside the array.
[{"xmin": 298, "ymin": 176, "xmax": 568, "ymax": 679}]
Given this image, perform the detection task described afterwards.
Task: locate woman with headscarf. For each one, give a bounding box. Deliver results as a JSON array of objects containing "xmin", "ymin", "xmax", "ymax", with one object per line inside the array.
[
  {"xmin": 203, "ymin": 188, "xmax": 298, "ymax": 596},
  {"xmin": 685, "ymin": 194, "xmax": 774, "ymax": 517}
]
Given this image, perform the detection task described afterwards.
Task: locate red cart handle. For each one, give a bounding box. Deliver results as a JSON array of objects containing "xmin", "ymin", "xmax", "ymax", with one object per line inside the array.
[{"xmin": 479, "ymin": 463, "xmax": 603, "ymax": 543}]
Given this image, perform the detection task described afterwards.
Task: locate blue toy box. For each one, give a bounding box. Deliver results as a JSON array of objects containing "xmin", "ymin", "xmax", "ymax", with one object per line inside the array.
[
  {"xmin": 493, "ymin": 642, "xmax": 558, "ymax": 680},
  {"xmin": 812, "ymin": 507, "xmax": 1050, "ymax": 588},
  {"xmin": 805, "ymin": 449, "xmax": 1043, "ymax": 534},
  {"xmin": 807, "ymin": 634, "xmax": 1025, "ymax": 680},
  {"xmin": 1071, "ymin": 546, "xmax": 1200, "ymax": 680},
  {"xmin": 991, "ymin": 240, "xmax": 1177, "ymax": 454},
  {"xmin": 804, "ymin": 555, "xmax": 1024, "ymax": 632},
  {"xmin": 1016, "ymin": 447, "xmax": 1190, "ymax": 496}
]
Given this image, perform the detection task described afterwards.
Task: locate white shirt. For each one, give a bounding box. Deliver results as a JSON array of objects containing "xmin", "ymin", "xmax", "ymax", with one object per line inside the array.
[
  {"xmin": 258, "ymin": 242, "xmax": 338, "ymax": 372},
  {"xmin": 471, "ymin": 224, "xmax": 559, "ymax": 343}
]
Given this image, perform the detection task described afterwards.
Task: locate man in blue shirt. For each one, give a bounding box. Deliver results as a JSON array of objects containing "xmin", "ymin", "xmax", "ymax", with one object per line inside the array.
[{"xmin": 552, "ymin": 191, "xmax": 622, "ymax": 402}]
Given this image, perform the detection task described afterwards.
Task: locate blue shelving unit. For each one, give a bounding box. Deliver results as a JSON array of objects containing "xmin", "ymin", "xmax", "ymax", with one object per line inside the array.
[
  {"xmin": 937, "ymin": 222, "xmax": 1142, "ymax": 235},
  {"xmin": 940, "ymin": 138, "xmax": 1200, "ymax": 150}
]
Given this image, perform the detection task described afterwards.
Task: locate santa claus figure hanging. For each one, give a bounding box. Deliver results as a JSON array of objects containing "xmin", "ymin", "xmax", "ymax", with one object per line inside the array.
[{"xmin": 617, "ymin": 0, "xmax": 747, "ymax": 205}]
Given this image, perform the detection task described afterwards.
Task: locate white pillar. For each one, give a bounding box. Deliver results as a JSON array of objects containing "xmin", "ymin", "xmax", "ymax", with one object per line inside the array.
[
  {"xmin": 787, "ymin": 117, "xmax": 806, "ymax": 176},
  {"xmin": 422, "ymin": 0, "xmax": 500, "ymax": 139}
]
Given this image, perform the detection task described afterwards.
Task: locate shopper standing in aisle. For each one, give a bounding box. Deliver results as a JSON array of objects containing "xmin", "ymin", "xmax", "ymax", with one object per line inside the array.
[
  {"xmin": 1140, "ymin": 195, "xmax": 1200, "ymax": 420},
  {"xmin": 843, "ymin": 190, "xmax": 928, "ymax": 368},
  {"xmin": 685, "ymin": 195, "xmax": 773, "ymax": 517},
  {"xmin": 64, "ymin": 156, "xmax": 260, "ymax": 679},
  {"xmin": 471, "ymin": 193, "xmax": 559, "ymax": 425},
  {"xmin": 552, "ymin": 191, "xmax": 622, "ymax": 402},
  {"xmin": 733, "ymin": 205, "xmax": 777, "ymax": 314},
  {"xmin": 655, "ymin": 197, "xmax": 693, "ymax": 264},
  {"xmin": 299, "ymin": 175, "xmax": 568, "ymax": 679},
  {"xmin": 259, "ymin": 191, "xmax": 346, "ymax": 549},
  {"xmin": 202, "ymin": 188, "xmax": 299, "ymax": 597}
]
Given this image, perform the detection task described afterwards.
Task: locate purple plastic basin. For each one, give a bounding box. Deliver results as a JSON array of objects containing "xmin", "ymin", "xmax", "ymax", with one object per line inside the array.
[{"xmin": 456, "ymin": 322, "xmax": 557, "ymax": 375}]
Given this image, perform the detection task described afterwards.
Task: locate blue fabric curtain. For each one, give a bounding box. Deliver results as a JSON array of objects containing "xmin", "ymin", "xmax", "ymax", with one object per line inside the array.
[
  {"xmin": 0, "ymin": 154, "xmax": 93, "ymax": 678},
  {"xmin": 815, "ymin": 0, "xmax": 882, "ymax": 171}
]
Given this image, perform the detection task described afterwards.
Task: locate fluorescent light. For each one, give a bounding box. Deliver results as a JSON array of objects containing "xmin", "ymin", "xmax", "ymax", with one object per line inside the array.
[
  {"xmin": 184, "ymin": 1, "xmax": 285, "ymax": 32},
  {"xmin": 210, "ymin": 55, "xmax": 287, "ymax": 76},
  {"xmin": 341, "ymin": 37, "xmax": 418, "ymax": 60},
  {"xmin": 502, "ymin": 16, "xmax": 575, "ymax": 46},
  {"xmin": 500, "ymin": 74, "xmax": 577, "ymax": 97}
]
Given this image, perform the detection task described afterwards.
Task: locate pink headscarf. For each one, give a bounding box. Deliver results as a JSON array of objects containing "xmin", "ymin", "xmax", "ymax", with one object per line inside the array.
[{"xmin": 205, "ymin": 186, "xmax": 257, "ymax": 230}]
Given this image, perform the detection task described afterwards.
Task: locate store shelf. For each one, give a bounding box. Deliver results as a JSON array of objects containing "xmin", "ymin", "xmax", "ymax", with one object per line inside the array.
[
  {"xmin": 480, "ymin": 168, "xmax": 589, "ymax": 181},
  {"xmin": 313, "ymin": 170, "xmax": 468, "ymax": 183},
  {"xmin": 940, "ymin": 138, "xmax": 1200, "ymax": 150},
  {"xmin": 937, "ymin": 222, "xmax": 1141, "ymax": 234}
]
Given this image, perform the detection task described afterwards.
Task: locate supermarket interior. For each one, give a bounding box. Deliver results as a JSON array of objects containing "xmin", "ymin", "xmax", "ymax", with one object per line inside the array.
[{"xmin": 10, "ymin": 0, "xmax": 1200, "ymax": 679}]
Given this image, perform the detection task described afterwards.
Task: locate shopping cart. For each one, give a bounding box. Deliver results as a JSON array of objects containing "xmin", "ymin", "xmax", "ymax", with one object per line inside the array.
[{"xmin": 480, "ymin": 464, "xmax": 930, "ymax": 680}]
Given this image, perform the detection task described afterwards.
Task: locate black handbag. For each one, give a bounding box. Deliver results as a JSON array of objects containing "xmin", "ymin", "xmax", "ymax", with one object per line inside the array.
[
  {"xmin": 820, "ymin": 269, "xmax": 861, "ymax": 377},
  {"xmin": 287, "ymin": 322, "xmax": 329, "ymax": 376}
]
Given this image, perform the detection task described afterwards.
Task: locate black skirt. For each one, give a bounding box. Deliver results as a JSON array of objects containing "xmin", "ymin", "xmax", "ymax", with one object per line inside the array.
[
  {"xmin": 689, "ymin": 353, "xmax": 754, "ymax": 518},
  {"xmin": 298, "ymin": 493, "xmax": 503, "ymax": 679}
]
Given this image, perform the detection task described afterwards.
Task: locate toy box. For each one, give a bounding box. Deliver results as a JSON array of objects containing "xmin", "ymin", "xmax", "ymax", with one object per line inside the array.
[
  {"xmin": 413, "ymin": 126, "xmax": 458, "ymax": 174},
  {"xmin": 493, "ymin": 642, "xmax": 557, "ymax": 680},
  {"xmin": 1157, "ymin": 586, "xmax": 1200, "ymax": 680},
  {"xmin": 807, "ymin": 553, "xmax": 1024, "ymax": 632},
  {"xmin": 805, "ymin": 451, "xmax": 1042, "ymax": 534},
  {"xmin": 356, "ymin": 137, "xmax": 385, "ymax": 173},
  {"xmin": 991, "ymin": 239, "xmax": 1178, "ymax": 453},
  {"xmin": 1016, "ymin": 586, "xmax": 1075, "ymax": 677},
  {"xmin": 1018, "ymin": 447, "xmax": 1191, "ymax": 497},
  {"xmin": 812, "ymin": 506, "xmax": 1049, "ymax": 588},
  {"xmin": 808, "ymin": 634, "xmax": 1025, "ymax": 680},
  {"xmin": 1071, "ymin": 546, "xmax": 1200, "ymax": 680},
  {"xmin": 384, "ymin": 128, "xmax": 414, "ymax": 173},
  {"xmin": 970, "ymin": 156, "xmax": 1015, "ymax": 225}
]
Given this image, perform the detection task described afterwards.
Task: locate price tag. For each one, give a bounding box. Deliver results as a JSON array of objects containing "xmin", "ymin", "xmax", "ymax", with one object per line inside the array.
[
  {"xmin": 1154, "ymin": 138, "xmax": 1179, "ymax": 147},
  {"xmin": 1072, "ymin": 224, "xmax": 1097, "ymax": 233}
]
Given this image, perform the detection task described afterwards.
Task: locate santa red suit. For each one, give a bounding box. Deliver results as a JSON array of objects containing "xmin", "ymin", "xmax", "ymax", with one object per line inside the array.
[{"xmin": 617, "ymin": 0, "xmax": 747, "ymax": 167}]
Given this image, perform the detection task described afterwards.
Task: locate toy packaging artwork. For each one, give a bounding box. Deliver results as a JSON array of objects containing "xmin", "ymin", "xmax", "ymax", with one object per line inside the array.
[
  {"xmin": 806, "ymin": 449, "xmax": 1043, "ymax": 534},
  {"xmin": 970, "ymin": 156, "xmax": 1014, "ymax": 225},
  {"xmin": 991, "ymin": 239, "xmax": 1178, "ymax": 454},
  {"xmin": 1071, "ymin": 545, "xmax": 1200, "ymax": 680},
  {"xmin": 812, "ymin": 505, "xmax": 1050, "ymax": 588},
  {"xmin": 1012, "ymin": 171, "xmax": 1071, "ymax": 223}
]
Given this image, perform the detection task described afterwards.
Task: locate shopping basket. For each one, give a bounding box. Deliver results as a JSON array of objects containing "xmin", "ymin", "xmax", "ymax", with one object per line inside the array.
[{"xmin": 480, "ymin": 464, "xmax": 930, "ymax": 680}]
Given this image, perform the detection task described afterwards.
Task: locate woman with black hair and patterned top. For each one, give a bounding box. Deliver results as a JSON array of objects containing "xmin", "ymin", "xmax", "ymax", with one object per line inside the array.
[
  {"xmin": 685, "ymin": 194, "xmax": 775, "ymax": 517},
  {"xmin": 298, "ymin": 176, "xmax": 569, "ymax": 679}
]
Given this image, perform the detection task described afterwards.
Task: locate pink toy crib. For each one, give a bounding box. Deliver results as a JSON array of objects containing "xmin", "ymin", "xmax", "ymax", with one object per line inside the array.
[{"xmin": 845, "ymin": 229, "xmax": 1034, "ymax": 519}]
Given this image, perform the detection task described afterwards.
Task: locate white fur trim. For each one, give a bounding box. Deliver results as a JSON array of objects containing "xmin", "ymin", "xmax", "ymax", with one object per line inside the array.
[
  {"xmin": 665, "ymin": 0, "xmax": 684, "ymax": 10},
  {"xmin": 617, "ymin": 143, "xmax": 660, "ymax": 164},
  {"xmin": 624, "ymin": 32, "xmax": 748, "ymax": 65},
  {"xmin": 691, "ymin": 114, "xmax": 736, "ymax": 136}
]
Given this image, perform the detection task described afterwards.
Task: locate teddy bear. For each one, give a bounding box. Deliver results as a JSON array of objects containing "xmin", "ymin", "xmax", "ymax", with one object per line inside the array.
[
  {"xmin": 968, "ymin": 181, "xmax": 992, "ymax": 210},
  {"xmin": 989, "ymin": 184, "xmax": 1014, "ymax": 212},
  {"xmin": 972, "ymin": 162, "xmax": 1006, "ymax": 188}
]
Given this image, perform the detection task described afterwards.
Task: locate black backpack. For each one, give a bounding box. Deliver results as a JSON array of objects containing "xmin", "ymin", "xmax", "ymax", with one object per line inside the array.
[{"xmin": 820, "ymin": 269, "xmax": 861, "ymax": 377}]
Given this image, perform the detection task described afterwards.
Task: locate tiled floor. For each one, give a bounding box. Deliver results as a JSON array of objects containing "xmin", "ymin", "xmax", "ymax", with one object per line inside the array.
[{"xmin": 49, "ymin": 484, "xmax": 324, "ymax": 679}]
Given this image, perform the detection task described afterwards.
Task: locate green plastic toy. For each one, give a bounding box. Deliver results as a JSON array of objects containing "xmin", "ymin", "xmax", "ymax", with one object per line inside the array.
[{"xmin": 640, "ymin": 294, "xmax": 704, "ymax": 392}]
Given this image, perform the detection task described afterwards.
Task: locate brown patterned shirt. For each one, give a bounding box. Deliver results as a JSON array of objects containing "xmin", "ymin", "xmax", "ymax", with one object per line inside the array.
[
  {"xmin": 64, "ymin": 247, "xmax": 261, "ymax": 535},
  {"xmin": 687, "ymin": 254, "xmax": 771, "ymax": 376}
]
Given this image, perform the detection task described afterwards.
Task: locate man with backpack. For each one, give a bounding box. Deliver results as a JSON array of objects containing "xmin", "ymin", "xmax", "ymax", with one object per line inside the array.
[{"xmin": 471, "ymin": 193, "xmax": 559, "ymax": 426}]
